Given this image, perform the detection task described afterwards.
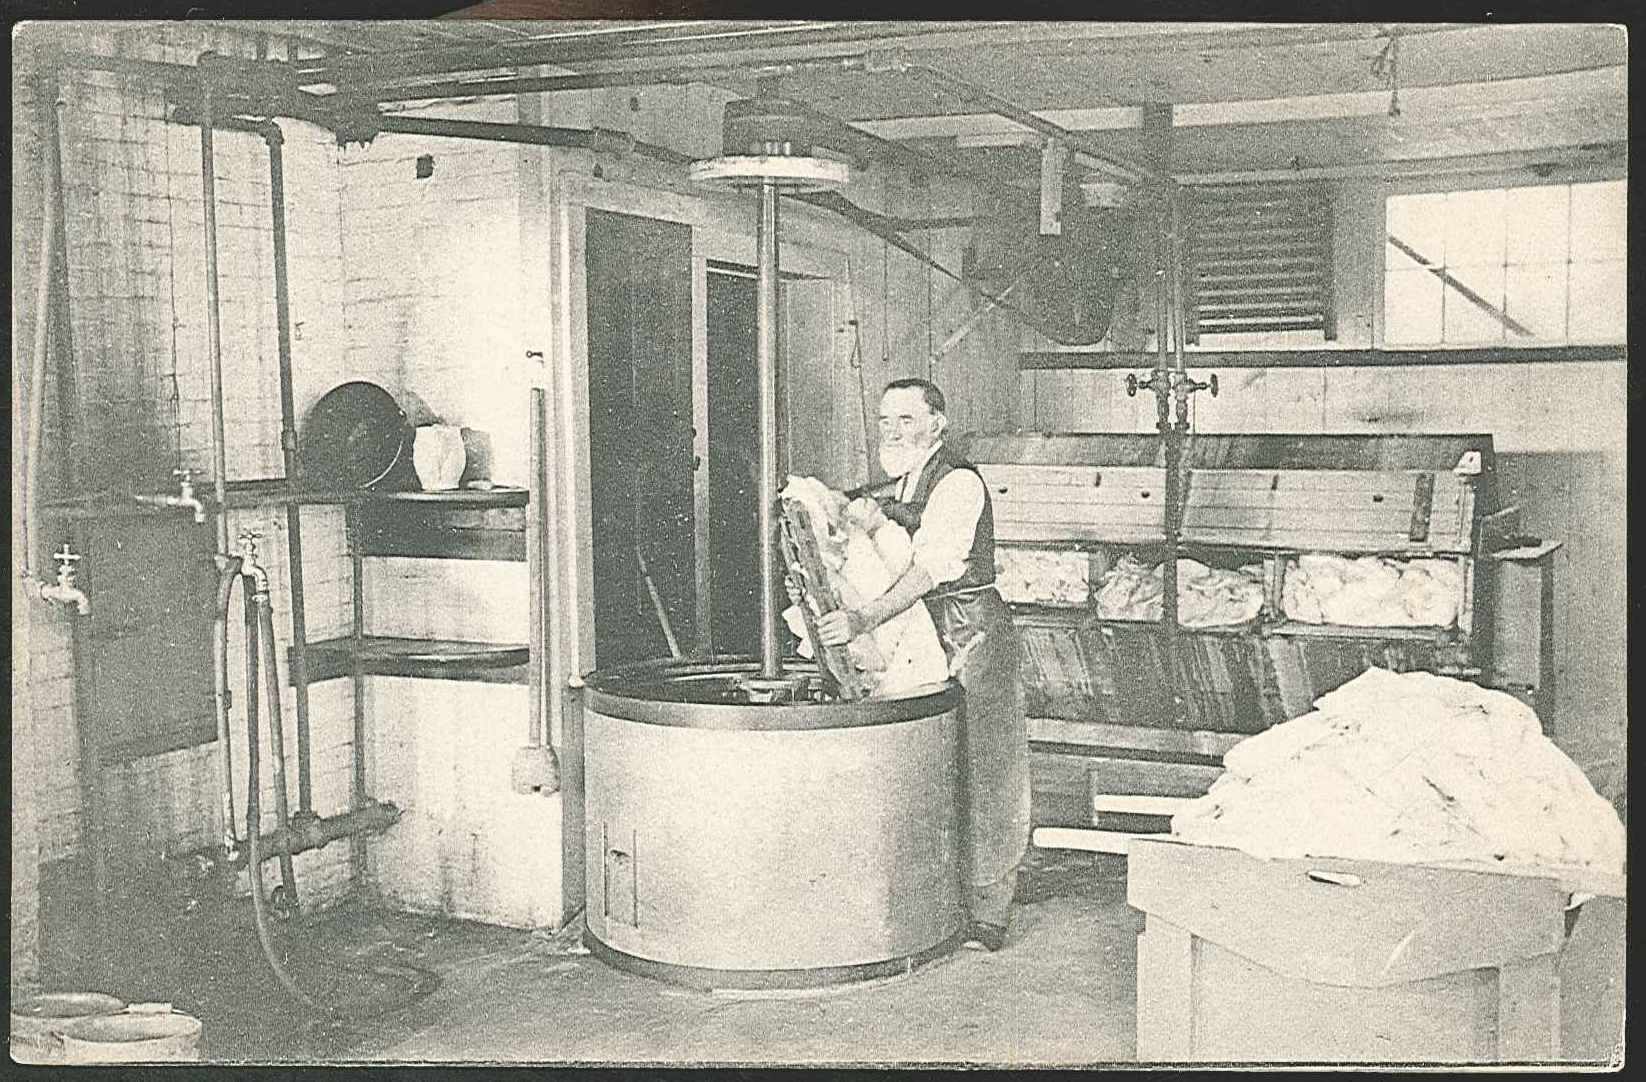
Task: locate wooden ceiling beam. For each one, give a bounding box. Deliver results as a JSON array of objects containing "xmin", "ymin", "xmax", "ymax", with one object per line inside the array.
[{"xmin": 849, "ymin": 65, "xmax": 1625, "ymax": 144}]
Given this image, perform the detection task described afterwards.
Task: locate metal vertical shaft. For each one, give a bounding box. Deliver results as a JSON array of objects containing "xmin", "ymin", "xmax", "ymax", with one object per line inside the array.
[
  {"xmin": 1143, "ymin": 104, "xmax": 1185, "ymax": 720},
  {"xmin": 756, "ymin": 179, "xmax": 782, "ymax": 679}
]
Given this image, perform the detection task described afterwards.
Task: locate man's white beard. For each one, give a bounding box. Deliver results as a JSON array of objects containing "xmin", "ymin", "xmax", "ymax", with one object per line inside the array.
[{"xmin": 879, "ymin": 440, "xmax": 931, "ymax": 481}]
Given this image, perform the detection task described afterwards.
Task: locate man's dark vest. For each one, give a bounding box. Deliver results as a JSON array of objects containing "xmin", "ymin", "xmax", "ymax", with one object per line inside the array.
[{"xmin": 882, "ymin": 443, "xmax": 997, "ymax": 597}]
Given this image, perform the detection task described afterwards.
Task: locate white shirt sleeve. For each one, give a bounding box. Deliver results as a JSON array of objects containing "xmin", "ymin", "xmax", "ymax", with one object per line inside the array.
[{"xmin": 910, "ymin": 468, "xmax": 985, "ymax": 587}]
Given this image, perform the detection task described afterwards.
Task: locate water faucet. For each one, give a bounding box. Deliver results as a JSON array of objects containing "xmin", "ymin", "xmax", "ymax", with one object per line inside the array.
[
  {"xmin": 135, "ymin": 468, "xmax": 208, "ymax": 524},
  {"xmin": 239, "ymin": 529, "xmax": 270, "ymax": 596},
  {"xmin": 37, "ymin": 544, "xmax": 91, "ymax": 615}
]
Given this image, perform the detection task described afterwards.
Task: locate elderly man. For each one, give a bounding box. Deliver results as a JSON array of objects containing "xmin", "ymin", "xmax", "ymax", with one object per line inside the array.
[{"xmin": 816, "ymin": 378, "xmax": 1031, "ymax": 951}]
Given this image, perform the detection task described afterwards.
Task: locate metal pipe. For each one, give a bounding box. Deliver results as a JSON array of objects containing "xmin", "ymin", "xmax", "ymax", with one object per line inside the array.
[
  {"xmin": 255, "ymin": 583, "xmax": 299, "ymax": 907},
  {"xmin": 530, "ymin": 387, "xmax": 565, "ymax": 747},
  {"xmin": 198, "ymin": 79, "xmax": 230, "ymax": 558},
  {"xmin": 756, "ymin": 179, "xmax": 782, "ymax": 679},
  {"xmin": 361, "ymin": 54, "xmax": 875, "ymax": 104},
  {"xmin": 23, "ymin": 87, "xmax": 59, "ymax": 586},
  {"xmin": 254, "ymin": 120, "xmax": 316, "ymax": 819},
  {"xmin": 46, "ymin": 87, "xmax": 87, "ymax": 502},
  {"xmin": 214, "ymin": 802, "xmax": 401, "ymax": 869},
  {"xmin": 293, "ymin": 22, "xmax": 896, "ymax": 85},
  {"xmin": 374, "ymin": 114, "xmax": 691, "ymax": 164}
]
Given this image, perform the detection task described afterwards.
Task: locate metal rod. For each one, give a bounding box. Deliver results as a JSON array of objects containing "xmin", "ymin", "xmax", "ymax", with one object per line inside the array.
[
  {"xmin": 527, "ymin": 388, "xmax": 547, "ymax": 751},
  {"xmin": 756, "ymin": 178, "xmax": 782, "ymax": 679},
  {"xmin": 899, "ymin": 62, "xmax": 1157, "ymax": 186},
  {"xmin": 347, "ymin": 506, "xmax": 369, "ymax": 884},
  {"xmin": 257, "ymin": 120, "xmax": 315, "ymax": 818},
  {"xmin": 199, "ymin": 79, "xmax": 230, "ymax": 558},
  {"xmin": 636, "ymin": 544, "xmax": 683, "ymax": 660}
]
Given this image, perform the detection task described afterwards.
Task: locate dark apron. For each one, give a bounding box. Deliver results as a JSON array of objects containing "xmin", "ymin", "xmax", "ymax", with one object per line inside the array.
[{"xmin": 924, "ymin": 585, "xmax": 1031, "ymax": 889}]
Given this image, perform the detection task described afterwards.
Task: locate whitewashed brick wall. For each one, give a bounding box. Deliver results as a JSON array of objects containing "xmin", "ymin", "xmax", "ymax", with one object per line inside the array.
[{"xmin": 14, "ymin": 24, "xmax": 360, "ymax": 965}]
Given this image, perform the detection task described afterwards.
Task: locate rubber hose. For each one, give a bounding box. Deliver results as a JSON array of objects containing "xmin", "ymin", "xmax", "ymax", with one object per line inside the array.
[
  {"xmin": 257, "ymin": 594, "xmax": 299, "ymax": 903},
  {"xmin": 212, "ymin": 558, "xmax": 245, "ymax": 852},
  {"xmin": 244, "ymin": 593, "xmax": 329, "ymax": 1015},
  {"xmin": 244, "ymin": 587, "xmax": 440, "ymax": 1018}
]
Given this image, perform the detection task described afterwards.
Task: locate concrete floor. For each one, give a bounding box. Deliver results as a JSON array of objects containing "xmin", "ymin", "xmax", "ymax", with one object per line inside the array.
[
  {"xmin": 42, "ymin": 847, "xmax": 1142, "ymax": 1066},
  {"xmin": 36, "ymin": 843, "xmax": 1624, "ymax": 1066}
]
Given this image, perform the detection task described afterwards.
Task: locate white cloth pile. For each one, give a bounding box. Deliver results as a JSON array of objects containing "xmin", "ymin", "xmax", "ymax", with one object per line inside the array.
[
  {"xmin": 995, "ymin": 548, "xmax": 1091, "ymax": 606},
  {"xmin": 778, "ymin": 476, "xmax": 949, "ymax": 699},
  {"xmin": 1093, "ymin": 555, "xmax": 1265, "ymax": 627},
  {"xmin": 1172, "ymin": 668, "xmax": 1626, "ymax": 876},
  {"xmin": 1282, "ymin": 553, "xmax": 1463, "ymax": 627}
]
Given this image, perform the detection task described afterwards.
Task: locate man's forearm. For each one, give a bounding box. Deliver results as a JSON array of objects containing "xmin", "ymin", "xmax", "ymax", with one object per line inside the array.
[{"xmin": 858, "ymin": 563, "xmax": 935, "ymax": 633}]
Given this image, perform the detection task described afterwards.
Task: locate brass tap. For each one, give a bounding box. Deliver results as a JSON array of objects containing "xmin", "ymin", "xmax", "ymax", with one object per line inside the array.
[
  {"xmin": 135, "ymin": 468, "xmax": 208, "ymax": 524},
  {"xmin": 37, "ymin": 544, "xmax": 90, "ymax": 615},
  {"xmin": 239, "ymin": 529, "xmax": 271, "ymax": 596}
]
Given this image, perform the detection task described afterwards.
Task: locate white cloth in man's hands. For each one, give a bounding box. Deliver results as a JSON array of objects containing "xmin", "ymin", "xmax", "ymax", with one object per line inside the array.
[{"xmin": 779, "ymin": 476, "xmax": 948, "ymax": 697}]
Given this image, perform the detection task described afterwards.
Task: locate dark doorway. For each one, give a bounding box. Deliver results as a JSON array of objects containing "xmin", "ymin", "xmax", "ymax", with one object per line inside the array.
[
  {"xmin": 705, "ymin": 267, "xmax": 761, "ymax": 656},
  {"xmin": 585, "ymin": 210, "xmax": 695, "ymax": 668}
]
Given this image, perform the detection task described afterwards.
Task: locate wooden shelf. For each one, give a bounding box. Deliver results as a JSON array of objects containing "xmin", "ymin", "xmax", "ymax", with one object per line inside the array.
[
  {"xmin": 353, "ymin": 495, "xmax": 527, "ymax": 561},
  {"xmin": 297, "ymin": 636, "xmax": 528, "ymax": 684}
]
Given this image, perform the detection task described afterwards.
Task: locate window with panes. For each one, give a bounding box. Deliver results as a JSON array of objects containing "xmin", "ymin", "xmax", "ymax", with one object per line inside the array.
[{"xmin": 1383, "ymin": 180, "xmax": 1625, "ymax": 347}]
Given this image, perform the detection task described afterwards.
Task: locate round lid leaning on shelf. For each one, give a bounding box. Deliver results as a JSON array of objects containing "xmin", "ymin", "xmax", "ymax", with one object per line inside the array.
[{"xmin": 299, "ymin": 381, "xmax": 412, "ymax": 490}]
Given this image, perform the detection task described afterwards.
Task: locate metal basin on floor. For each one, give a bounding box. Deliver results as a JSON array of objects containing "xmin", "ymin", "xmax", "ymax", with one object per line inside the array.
[{"xmin": 581, "ymin": 657, "xmax": 966, "ymax": 989}]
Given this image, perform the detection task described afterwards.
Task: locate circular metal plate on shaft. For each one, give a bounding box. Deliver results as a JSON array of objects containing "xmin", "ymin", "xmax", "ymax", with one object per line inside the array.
[{"xmin": 689, "ymin": 154, "xmax": 851, "ymax": 193}]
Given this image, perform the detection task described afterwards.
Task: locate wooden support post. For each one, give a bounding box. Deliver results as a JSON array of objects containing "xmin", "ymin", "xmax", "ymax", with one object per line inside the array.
[{"xmin": 1136, "ymin": 914, "xmax": 1196, "ymax": 1061}]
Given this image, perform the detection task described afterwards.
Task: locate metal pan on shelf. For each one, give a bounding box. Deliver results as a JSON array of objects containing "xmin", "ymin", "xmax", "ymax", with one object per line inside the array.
[{"xmin": 299, "ymin": 381, "xmax": 412, "ymax": 490}]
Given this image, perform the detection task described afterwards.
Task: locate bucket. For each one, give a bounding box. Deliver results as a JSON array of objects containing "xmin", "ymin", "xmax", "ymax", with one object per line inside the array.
[
  {"xmin": 9, "ymin": 991, "xmax": 128, "ymax": 1064},
  {"xmin": 60, "ymin": 1007, "xmax": 204, "ymax": 1063}
]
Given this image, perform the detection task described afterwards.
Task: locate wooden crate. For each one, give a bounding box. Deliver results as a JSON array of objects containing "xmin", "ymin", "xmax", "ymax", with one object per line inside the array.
[{"xmin": 1129, "ymin": 838, "xmax": 1625, "ymax": 1064}]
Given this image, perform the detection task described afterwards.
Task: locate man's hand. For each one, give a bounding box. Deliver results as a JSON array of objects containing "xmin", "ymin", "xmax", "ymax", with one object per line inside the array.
[
  {"xmin": 843, "ymin": 496, "xmax": 887, "ymax": 532},
  {"xmin": 816, "ymin": 609, "xmax": 861, "ymax": 647},
  {"xmin": 784, "ymin": 575, "xmax": 804, "ymax": 609}
]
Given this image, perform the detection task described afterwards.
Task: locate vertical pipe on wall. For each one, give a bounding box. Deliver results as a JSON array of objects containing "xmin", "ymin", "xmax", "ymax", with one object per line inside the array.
[
  {"xmin": 198, "ymin": 77, "xmax": 240, "ymax": 855},
  {"xmin": 1144, "ymin": 104, "xmax": 1185, "ymax": 720},
  {"xmin": 198, "ymin": 80, "xmax": 230, "ymax": 557},
  {"xmin": 47, "ymin": 91, "xmax": 87, "ymax": 496},
  {"xmin": 756, "ymin": 179, "xmax": 782, "ymax": 679},
  {"xmin": 260, "ymin": 120, "xmax": 316, "ymax": 819},
  {"xmin": 531, "ymin": 387, "xmax": 565, "ymax": 748},
  {"xmin": 23, "ymin": 87, "xmax": 60, "ymax": 584}
]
